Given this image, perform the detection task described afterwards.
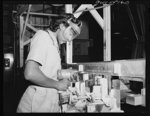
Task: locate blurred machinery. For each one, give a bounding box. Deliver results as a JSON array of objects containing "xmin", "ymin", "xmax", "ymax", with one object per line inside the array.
[
  {"xmin": 58, "ymin": 59, "xmax": 145, "ymax": 112},
  {"xmin": 4, "ymin": 53, "xmax": 14, "ymax": 84}
]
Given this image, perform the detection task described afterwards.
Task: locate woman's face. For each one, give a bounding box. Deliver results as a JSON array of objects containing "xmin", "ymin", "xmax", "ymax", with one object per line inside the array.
[
  {"xmin": 58, "ymin": 23, "xmax": 80, "ymax": 43},
  {"xmin": 63, "ymin": 25, "xmax": 79, "ymax": 42}
]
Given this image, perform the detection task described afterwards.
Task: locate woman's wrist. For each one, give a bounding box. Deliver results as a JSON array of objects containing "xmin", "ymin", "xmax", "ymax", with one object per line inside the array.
[{"xmin": 54, "ymin": 81, "xmax": 60, "ymax": 90}]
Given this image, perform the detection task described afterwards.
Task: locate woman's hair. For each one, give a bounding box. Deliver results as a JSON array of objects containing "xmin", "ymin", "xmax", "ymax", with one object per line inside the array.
[{"xmin": 49, "ymin": 13, "xmax": 82, "ymax": 32}]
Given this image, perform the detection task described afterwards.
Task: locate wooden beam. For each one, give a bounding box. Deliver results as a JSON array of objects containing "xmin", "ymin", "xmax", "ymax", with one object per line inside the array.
[
  {"xmin": 88, "ymin": 4, "xmax": 104, "ymax": 29},
  {"xmin": 23, "ymin": 39, "xmax": 31, "ymax": 46},
  {"xmin": 74, "ymin": 4, "xmax": 90, "ymax": 18},
  {"xmin": 21, "ymin": 4, "xmax": 32, "ymax": 40},
  {"xmin": 74, "ymin": 4, "xmax": 104, "ymax": 29},
  {"xmin": 13, "ymin": 10, "xmax": 59, "ymax": 17},
  {"xmin": 16, "ymin": 5, "xmax": 29, "ymax": 16},
  {"xmin": 26, "ymin": 23, "xmax": 38, "ymax": 32}
]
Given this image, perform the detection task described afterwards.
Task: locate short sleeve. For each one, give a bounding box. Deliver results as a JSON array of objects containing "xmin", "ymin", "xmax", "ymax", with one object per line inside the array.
[{"xmin": 26, "ymin": 30, "xmax": 53, "ymax": 66}]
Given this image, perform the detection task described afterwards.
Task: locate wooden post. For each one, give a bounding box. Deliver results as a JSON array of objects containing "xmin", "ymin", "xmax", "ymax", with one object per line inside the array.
[
  {"xmin": 103, "ymin": 5, "xmax": 112, "ymax": 104},
  {"xmin": 103, "ymin": 5, "xmax": 111, "ymax": 61},
  {"xmin": 65, "ymin": 4, "xmax": 73, "ymax": 64},
  {"xmin": 19, "ymin": 16, "xmax": 24, "ymax": 67},
  {"xmin": 19, "ymin": 5, "xmax": 31, "ymax": 67}
]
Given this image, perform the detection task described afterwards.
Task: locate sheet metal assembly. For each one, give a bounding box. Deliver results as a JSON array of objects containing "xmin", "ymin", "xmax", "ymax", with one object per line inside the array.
[{"xmin": 60, "ymin": 58, "xmax": 145, "ymax": 112}]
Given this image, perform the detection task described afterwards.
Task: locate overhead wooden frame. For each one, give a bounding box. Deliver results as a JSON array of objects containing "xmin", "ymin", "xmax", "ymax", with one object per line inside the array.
[
  {"xmin": 66, "ymin": 4, "xmax": 111, "ymax": 64},
  {"xmin": 18, "ymin": 4, "xmax": 111, "ymax": 67}
]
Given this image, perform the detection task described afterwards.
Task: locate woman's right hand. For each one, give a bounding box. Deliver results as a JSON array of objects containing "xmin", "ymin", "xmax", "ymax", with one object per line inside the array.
[{"xmin": 56, "ymin": 79, "xmax": 70, "ymax": 91}]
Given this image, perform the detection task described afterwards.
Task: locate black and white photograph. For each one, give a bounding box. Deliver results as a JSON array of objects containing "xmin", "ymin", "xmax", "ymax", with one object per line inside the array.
[{"xmin": 3, "ymin": 0, "xmax": 149, "ymax": 114}]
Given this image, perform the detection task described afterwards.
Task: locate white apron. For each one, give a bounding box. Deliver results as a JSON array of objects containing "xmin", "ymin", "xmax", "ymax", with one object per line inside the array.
[{"xmin": 17, "ymin": 85, "xmax": 60, "ymax": 112}]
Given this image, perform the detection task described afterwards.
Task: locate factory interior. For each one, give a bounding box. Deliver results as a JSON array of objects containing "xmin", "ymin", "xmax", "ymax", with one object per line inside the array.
[{"xmin": 3, "ymin": 1, "xmax": 149, "ymax": 114}]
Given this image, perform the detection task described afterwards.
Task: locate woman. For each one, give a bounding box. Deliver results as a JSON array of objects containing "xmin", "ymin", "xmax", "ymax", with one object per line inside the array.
[{"xmin": 17, "ymin": 13, "xmax": 82, "ymax": 112}]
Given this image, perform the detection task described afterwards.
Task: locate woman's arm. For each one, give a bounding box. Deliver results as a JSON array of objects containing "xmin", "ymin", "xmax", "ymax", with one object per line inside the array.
[{"xmin": 24, "ymin": 60, "xmax": 70, "ymax": 91}]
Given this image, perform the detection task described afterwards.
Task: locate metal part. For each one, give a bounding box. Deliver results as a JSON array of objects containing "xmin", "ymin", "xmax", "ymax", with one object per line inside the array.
[
  {"xmin": 66, "ymin": 59, "xmax": 145, "ymax": 78},
  {"xmin": 4, "ymin": 53, "xmax": 14, "ymax": 83},
  {"xmin": 126, "ymin": 94, "xmax": 143, "ymax": 106},
  {"xmin": 57, "ymin": 69, "xmax": 80, "ymax": 112},
  {"xmin": 4, "ymin": 53, "xmax": 14, "ymax": 70},
  {"xmin": 57, "ymin": 69, "xmax": 79, "ymax": 82}
]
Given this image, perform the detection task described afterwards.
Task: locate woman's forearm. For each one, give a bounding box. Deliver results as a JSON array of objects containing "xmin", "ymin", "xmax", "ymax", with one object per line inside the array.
[{"xmin": 24, "ymin": 60, "xmax": 59, "ymax": 90}]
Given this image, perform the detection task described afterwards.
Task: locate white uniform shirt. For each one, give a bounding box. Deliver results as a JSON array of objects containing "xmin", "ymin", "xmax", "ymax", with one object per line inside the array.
[
  {"xmin": 17, "ymin": 30, "xmax": 61, "ymax": 112},
  {"xmin": 27, "ymin": 30, "xmax": 61, "ymax": 80}
]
